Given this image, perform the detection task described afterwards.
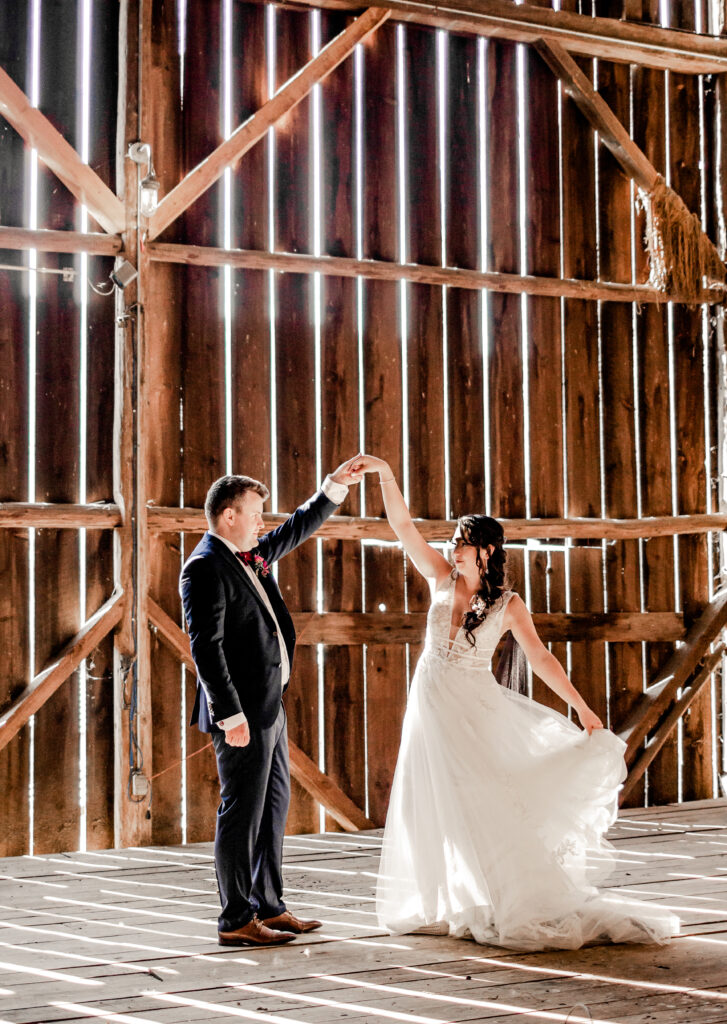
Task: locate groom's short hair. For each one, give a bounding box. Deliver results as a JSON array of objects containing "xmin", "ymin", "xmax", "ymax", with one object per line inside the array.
[{"xmin": 205, "ymin": 475, "xmax": 270, "ymax": 524}]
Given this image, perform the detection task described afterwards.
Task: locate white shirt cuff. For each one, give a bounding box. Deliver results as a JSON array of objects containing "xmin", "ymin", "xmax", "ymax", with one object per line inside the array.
[
  {"xmin": 218, "ymin": 710, "xmax": 247, "ymax": 731},
  {"xmin": 321, "ymin": 474, "xmax": 349, "ymax": 506}
]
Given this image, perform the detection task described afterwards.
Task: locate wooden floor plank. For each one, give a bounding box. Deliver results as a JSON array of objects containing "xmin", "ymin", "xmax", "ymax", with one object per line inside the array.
[{"xmin": 3, "ymin": 801, "xmax": 727, "ymax": 1023}]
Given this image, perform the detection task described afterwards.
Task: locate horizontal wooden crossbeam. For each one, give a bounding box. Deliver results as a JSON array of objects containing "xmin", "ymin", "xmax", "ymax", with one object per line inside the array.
[
  {"xmin": 617, "ymin": 589, "xmax": 727, "ymax": 763},
  {"xmin": 291, "ymin": 611, "xmax": 684, "ymax": 644},
  {"xmin": 0, "ymin": 226, "xmax": 122, "ymax": 256},
  {"xmin": 148, "ymin": 8, "xmax": 391, "ymax": 240},
  {"xmin": 145, "ymin": 506, "xmax": 727, "ymax": 541},
  {"xmin": 0, "ymin": 503, "xmax": 122, "ymax": 529},
  {"xmin": 1, "ymin": 504, "xmax": 725, "ymax": 541},
  {"xmin": 0, "ymin": 590, "xmax": 124, "ymax": 753},
  {"xmin": 148, "ymin": 599, "xmax": 375, "ymax": 831},
  {"xmin": 621, "ymin": 645, "xmax": 725, "ymax": 802},
  {"xmin": 276, "ymin": 0, "xmax": 727, "ymax": 74},
  {"xmin": 146, "ymin": 241, "xmax": 712, "ymax": 305},
  {"xmin": 0, "ymin": 66, "xmax": 125, "ymax": 235}
]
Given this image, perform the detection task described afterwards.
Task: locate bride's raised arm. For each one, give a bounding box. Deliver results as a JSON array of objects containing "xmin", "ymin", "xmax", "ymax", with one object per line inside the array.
[{"xmin": 355, "ymin": 455, "xmax": 451, "ymax": 585}]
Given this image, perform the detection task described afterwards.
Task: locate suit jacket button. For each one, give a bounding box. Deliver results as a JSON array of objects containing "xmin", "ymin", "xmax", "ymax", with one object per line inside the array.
[{"xmin": 272, "ymin": 630, "xmax": 278, "ymax": 637}]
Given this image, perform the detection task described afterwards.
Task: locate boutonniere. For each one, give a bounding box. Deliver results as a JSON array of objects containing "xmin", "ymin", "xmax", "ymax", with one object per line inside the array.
[{"xmin": 238, "ymin": 550, "xmax": 271, "ymax": 578}]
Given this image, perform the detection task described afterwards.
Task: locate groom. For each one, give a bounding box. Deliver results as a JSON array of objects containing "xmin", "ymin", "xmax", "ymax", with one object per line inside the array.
[{"xmin": 180, "ymin": 456, "xmax": 363, "ymax": 946}]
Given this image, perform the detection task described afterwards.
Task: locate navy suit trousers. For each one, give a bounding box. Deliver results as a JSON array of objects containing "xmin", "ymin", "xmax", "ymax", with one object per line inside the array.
[{"xmin": 212, "ymin": 703, "xmax": 289, "ymax": 932}]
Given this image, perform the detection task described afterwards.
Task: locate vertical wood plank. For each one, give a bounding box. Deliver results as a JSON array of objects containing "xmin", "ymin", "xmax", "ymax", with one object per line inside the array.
[
  {"xmin": 486, "ymin": 40, "xmax": 525, "ymax": 521},
  {"xmin": 84, "ymin": 0, "xmax": 119, "ymax": 850},
  {"xmin": 231, "ymin": 2, "xmax": 271, "ymax": 486},
  {"xmin": 596, "ymin": 51, "xmax": 644, "ymax": 807},
  {"xmin": 632, "ymin": 52, "xmax": 678, "ymax": 805},
  {"xmin": 181, "ymin": 0, "xmax": 225, "ymax": 843},
  {"xmin": 405, "ymin": 25, "xmax": 445, "ymax": 522},
  {"xmin": 446, "ymin": 34, "xmax": 484, "ymax": 516},
  {"xmin": 273, "ymin": 8, "xmax": 319, "ymax": 835},
  {"xmin": 144, "ymin": 0, "xmax": 185, "ymax": 846},
  {"xmin": 557, "ymin": 12, "xmax": 608, "ymax": 731},
  {"xmin": 32, "ymin": 0, "xmax": 81, "ymax": 854},
  {"xmin": 362, "ymin": 23, "xmax": 407, "ymax": 827},
  {"xmin": 319, "ymin": 11, "xmax": 366, "ymax": 830},
  {"xmin": 0, "ymin": 2, "xmax": 31, "ymax": 858},
  {"xmin": 671, "ymin": 1, "xmax": 714, "ymax": 801},
  {"xmin": 526, "ymin": 23, "xmax": 565, "ymax": 712}
]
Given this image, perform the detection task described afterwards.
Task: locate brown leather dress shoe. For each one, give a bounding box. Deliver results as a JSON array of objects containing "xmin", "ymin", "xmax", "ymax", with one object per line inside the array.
[
  {"xmin": 218, "ymin": 915, "xmax": 297, "ymax": 946},
  {"xmin": 262, "ymin": 910, "xmax": 322, "ymax": 934}
]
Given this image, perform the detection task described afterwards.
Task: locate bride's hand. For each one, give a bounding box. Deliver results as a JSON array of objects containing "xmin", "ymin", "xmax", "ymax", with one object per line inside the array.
[
  {"xmin": 354, "ymin": 454, "xmax": 393, "ymax": 479},
  {"xmin": 578, "ymin": 706, "xmax": 604, "ymax": 736}
]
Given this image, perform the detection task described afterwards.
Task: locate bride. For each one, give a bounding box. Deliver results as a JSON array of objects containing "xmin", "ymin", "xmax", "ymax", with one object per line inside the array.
[{"xmin": 356, "ymin": 455, "xmax": 680, "ymax": 951}]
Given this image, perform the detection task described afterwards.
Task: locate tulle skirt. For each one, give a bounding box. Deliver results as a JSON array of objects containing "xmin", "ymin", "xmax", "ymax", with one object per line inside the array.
[{"xmin": 375, "ymin": 647, "xmax": 680, "ymax": 951}]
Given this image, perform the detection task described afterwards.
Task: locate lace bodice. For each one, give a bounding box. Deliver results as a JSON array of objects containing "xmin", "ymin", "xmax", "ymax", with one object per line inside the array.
[{"xmin": 424, "ymin": 573, "xmax": 514, "ymax": 667}]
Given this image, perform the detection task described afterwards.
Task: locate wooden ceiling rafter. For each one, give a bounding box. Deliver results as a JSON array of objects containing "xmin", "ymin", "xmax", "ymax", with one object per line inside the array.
[{"xmin": 271, "ymin": 0, "xmax": 727, "ymax": 73}]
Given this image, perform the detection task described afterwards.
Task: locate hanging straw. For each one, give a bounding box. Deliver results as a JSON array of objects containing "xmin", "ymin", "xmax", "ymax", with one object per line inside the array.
[{"xmin": 638, "ymin": 175, "xmax": 726, "ymax": 306}]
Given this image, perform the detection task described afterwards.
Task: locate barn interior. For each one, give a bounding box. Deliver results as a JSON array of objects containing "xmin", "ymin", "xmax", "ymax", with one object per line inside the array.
[{"xmin": 2, "ymin": 0, "xmax": 727, "ymax": 1021}]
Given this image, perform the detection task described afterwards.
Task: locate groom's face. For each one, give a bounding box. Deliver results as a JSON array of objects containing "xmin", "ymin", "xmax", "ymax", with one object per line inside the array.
[{"xmin": 227, "ymin": 491, "xmax": 266, "ymax": 552}]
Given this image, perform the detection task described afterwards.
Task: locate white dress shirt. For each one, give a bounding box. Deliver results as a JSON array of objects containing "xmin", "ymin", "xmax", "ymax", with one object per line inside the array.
[{"xmin": 211, "ymin": 475, "xmax": 348, "ymax": 731}]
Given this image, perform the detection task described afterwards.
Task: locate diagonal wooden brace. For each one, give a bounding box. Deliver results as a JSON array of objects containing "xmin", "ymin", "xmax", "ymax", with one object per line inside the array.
[
  {"xmin": 148, "ymin": 7, "xmax": 391, "ymax": 241},
  {"xmin": 0, "ymin": 590, "xmax": 124, "ymax": 753},
  {"xmin": 620, "ymin": 644, "xmax": 724, "ymax": 803},
  {"xmin": 0, "ymin": 65, "xmax": 125, "ymax": 234},
  {"xmin": 616, "ymin": 588, "xmax": 727, "ymax": 764},
  {"xmin": 148, "ymin": 598, "xmax": 375, "ymax": 832}
]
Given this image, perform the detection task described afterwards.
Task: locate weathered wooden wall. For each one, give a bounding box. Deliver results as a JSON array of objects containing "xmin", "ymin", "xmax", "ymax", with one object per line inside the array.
[{"xmin": 0, "ymin": 0, "xmax": 724, "ymax": 854}]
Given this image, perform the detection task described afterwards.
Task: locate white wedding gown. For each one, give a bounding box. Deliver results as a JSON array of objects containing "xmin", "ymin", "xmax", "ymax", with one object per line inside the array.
[{"xmin": 376, "ymin": 576, "xmax": 680, "ymax": 950}]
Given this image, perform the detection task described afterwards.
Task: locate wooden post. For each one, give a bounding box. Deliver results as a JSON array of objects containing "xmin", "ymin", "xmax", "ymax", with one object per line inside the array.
[{"xmin": 113, "ymin": 0, "xmax": 152, "ymax": 848}]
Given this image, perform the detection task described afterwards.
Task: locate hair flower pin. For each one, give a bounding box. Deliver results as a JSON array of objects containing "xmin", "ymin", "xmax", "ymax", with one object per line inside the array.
[{"xmin": 238, "ymin": 550, "xmax": 271, "ymax": 578}]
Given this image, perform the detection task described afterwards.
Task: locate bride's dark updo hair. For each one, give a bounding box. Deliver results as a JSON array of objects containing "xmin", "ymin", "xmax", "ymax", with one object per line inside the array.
[{"xmin": 455, "ymin": 514, "xmax": 508, "ymax": 647}]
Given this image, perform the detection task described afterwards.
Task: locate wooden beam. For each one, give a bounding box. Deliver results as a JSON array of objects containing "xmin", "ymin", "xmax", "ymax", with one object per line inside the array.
[
  {"xmin": 616, "ymin": 589, "xmax": 727, "ymax": 762},
  {"xmin": 534, "ymin": 39, "xmax": 659, "ymax": 192},
  {"xmin": 0, "ymin": 226, "xmax": 122, "ymax": 256},
  {"xmin": 0, "ymin": 502, "xmax": 121, "ymax": 529},
  {"xmin": 264, "ymin": 0, "xmax": 727, "ymax": 74},
  {"xmin": 0, "ymin": 591, "xmax": 123, "ymax": 754},
  {"xmin": 146, "ymin": 241, "xmax": 714, "ymax": 305},
  {"xmin": 291, "ymin": 611, "xmax": 684, "ymax": 644},
  {"xmin": 535, "ymin": 37, "xmax": 723, "ymax": 296},
  {"xmin": 620, "ymin": 645, "xmax": 725, "ymax": 802},
  {"xmin": 147, "ymin": 598, "xmax": 374, "ymax": 831},
  {"xmin": 148, "ymin": 8, "xmax": 390, "ymax": 240},
  {"xmin": 145, "ymin": 506, "xmax": 727, "ymax": 540},
  {"xmin": 288, "ymin": 743, "xmax": 375, "ymax": 832},
  {"xmin": 0, "ymin": 66, "xmax": 125, "ymax": 235}
]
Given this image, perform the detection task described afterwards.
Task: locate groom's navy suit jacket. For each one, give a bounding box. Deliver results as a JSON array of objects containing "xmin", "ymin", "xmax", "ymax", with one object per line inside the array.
[{"xmin": 180, "ymin": 488, "xmax": 337, "ymax": 732}]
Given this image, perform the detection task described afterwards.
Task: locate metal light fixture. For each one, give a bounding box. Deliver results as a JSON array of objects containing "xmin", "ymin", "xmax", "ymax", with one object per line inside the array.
[{"xmin": 128, "ymin": 141, "xmax": 160, "ymax": 217}]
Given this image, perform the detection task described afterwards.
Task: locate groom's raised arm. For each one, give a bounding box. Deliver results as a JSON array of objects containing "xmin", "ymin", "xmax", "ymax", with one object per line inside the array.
[{"xmin": 256, "ymin": 455, "xmax": 362, "ymax": 564}]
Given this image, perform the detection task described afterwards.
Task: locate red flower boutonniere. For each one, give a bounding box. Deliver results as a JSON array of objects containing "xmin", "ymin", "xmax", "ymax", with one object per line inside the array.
[{"xmin": 237, "ymin": 550, "xmax": 271, "ymax": 578}]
